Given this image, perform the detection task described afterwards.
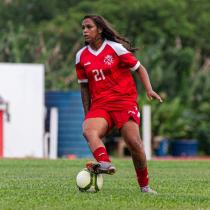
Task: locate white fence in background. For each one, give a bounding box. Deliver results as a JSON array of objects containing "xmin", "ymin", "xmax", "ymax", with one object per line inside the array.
[
  {"xmin": 43, "ymin": 107, "xmax": 58, "ymax": 159},
  {"xmin": 0, "ymin": 63, "xmax": 45, "ymax": 158},
  {"xmin": 143, "ymin": 105, "xmax": 152, "ymax": 160}
]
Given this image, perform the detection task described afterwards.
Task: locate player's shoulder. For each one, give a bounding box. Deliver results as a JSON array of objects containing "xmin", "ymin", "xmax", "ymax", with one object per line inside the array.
[
  {"xmin": 106, "ymin": 40, "xmax": 129, "ymax": 55},
  {"xmin": 75, "ymin": 46, "xmax": 88, "ymax": 64}
]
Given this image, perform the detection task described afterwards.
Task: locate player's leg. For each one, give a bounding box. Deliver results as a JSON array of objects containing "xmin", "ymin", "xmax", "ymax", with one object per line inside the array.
[
  {"xmin": 120, "ymin": 120, "xmax": 157, "ymax": 193},
  {"xmin": 83, "ymin": 117, "xmax": 108, "ymax": 152},
  {"xmin": 111, "ymin": 105, "xmax": 156, "ymax": 193},
  {"xmin": 83, "ymin": 113, "xmax": 116, "ymax": 174}
]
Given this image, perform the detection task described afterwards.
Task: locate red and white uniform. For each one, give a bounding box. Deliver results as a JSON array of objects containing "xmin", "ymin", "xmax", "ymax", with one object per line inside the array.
[
  {"xmin": 76, "ymin": 40, "xmax": 140, "ymax": 109},
  {"xmin": 75, "ymin": 39, "xmax": 141, "ymax": 128}
]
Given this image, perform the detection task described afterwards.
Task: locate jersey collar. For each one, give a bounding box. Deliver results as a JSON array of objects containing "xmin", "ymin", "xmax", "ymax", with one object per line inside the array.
[{"xmin": 88, "ymin": 39, "xmax": 107, "ymax": 56}]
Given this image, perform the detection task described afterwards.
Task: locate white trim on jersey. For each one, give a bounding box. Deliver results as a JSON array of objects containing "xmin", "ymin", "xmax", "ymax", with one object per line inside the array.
[
  {"xmin": 106, "ymin": 40, "xmax": 129, "ymax": 56},
  {"xmin": 88, "ymin": 40, "xmax": 107, "ymax": 56},
  {"xmin": 78, "ymin": 79, "xmax": 88, "ymax": 83},
  {"xmin": 130, "ymin": 61, "xmax": 141, "ymax": 71},
  {"xmin": 76, "ymin": 46, "xmax": 87, "ymax": 64}
]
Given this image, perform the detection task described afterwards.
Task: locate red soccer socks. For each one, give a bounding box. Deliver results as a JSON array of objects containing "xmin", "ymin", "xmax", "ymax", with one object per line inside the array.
[
  {"xmin": 93, "ymin": 146, "xmax": 111, "ymax": 163},
  {"xmin": 135, "ymin": 167, "xmax": 149, "ymax": 187}
]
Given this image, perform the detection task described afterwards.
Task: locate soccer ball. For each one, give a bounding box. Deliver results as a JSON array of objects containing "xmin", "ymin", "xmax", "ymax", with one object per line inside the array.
[{"xmin": 76, "ymin": 168, "xmax": 103, "ymax": 193}]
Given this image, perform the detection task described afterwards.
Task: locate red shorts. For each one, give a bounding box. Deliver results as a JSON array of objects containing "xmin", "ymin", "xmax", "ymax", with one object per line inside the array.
[{"xmin": 84, "ymin": 105, "xmax": 140, "ymax": 129}]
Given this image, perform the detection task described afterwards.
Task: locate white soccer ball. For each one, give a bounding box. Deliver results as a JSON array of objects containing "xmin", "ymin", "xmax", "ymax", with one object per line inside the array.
[{"xmin": 76, "ymin": 168, "xmax": 103, "ymax": 193}]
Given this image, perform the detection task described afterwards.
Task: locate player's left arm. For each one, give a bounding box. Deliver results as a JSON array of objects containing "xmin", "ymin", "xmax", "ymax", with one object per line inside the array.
[{"xmin": 136, "ymin": 65, "xmax": 163, "ymax": 102}]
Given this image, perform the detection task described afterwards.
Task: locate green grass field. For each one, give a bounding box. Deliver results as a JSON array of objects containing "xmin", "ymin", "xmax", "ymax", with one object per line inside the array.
[{"xmin": 0, "ymin": 159, "xmax": 210, "ymax": 210}]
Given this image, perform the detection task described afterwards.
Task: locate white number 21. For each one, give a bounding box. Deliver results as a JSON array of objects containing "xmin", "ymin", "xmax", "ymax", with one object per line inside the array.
[{"xmin": 92, "ymin": 69, "xmax": 105, "ymax": 81}]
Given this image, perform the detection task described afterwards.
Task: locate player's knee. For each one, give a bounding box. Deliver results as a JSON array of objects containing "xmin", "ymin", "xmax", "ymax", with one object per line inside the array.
[
  {"xmin": 83, "ymin": 128, "xmax": 98, "ymax": 141},
  {"xmin": 128, "ymin": 137, "xmax": 143, "ymax": 151}
]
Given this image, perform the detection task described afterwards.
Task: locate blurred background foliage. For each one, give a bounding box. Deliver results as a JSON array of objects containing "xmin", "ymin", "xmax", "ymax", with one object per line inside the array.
[{"xmin": 0, "ymin": 0, "xmax": 210, "ymax": 153}]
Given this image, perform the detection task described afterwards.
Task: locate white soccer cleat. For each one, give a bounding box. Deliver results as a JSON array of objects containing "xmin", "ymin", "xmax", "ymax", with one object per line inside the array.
[
  {"xmin": 86, "ymin": 161, "xmax": 116, "ymax": 175},
  {"xmin": 141, "ymin": 186, "xmax": 158, "ymax": 194}
]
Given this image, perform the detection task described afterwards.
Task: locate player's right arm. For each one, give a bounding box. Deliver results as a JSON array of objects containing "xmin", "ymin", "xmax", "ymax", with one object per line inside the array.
[
  {"xmin": 80, "ymin": 83, "xmax": 91, "ymax": 115},
  {"xmin": 75, "ymin": 47, "xmax": 91, "ymax": 115}
]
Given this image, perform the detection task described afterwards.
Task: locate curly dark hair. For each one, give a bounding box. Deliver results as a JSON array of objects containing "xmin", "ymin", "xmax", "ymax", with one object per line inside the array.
[{"xmin": 83, "ymin": 15, "xmax": 137, "ymax": 52}]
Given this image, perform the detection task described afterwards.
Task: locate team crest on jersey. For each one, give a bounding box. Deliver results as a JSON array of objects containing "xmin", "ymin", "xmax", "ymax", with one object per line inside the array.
[{"xmin": 104, "ymin": 55, "xmax": 114, "ymax": 65}]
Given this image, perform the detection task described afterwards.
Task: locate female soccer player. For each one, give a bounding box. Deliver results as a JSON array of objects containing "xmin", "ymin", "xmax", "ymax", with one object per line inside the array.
[{"xmin": 75, "ymin": 15, "xmax": 162, "ymax": 193}]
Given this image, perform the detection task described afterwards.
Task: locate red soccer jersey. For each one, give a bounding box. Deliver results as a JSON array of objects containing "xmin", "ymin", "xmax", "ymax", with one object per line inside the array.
[{"xmin": 75, "ymin": 40, "xmax": 141, "ymax": 111}]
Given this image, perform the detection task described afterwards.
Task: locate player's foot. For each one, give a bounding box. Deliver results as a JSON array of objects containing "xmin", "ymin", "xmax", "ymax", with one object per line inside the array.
[
  {"xmin": 141, "ymin": 186, "xmax": 157, "ymax": 194},
  {"xmin": 86, "ymin": 161, "xmax": 116, "ymax": 175}
]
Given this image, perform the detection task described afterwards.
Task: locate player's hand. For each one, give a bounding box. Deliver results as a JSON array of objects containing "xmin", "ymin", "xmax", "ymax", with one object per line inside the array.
[{"xmin": 146, "ymin": 90, "xmax": 163, "ymax": 103}]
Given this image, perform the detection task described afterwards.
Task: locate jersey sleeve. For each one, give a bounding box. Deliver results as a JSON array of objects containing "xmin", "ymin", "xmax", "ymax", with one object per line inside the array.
[
  {"xmin": 107, "ymin": 41, "xmax": 140, "ymax": 71},
  {"xmin": 75, "ymin": 48, "xmax": 88, "ymax": 83},
  {"xmin": 119, "ymin": 52, "xmax": 140, "ymax": 71}
]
